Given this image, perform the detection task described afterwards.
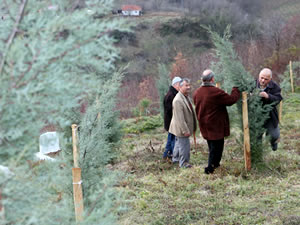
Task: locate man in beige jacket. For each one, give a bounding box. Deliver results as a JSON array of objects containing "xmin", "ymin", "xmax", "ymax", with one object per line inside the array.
[{"xmin": 169, "ymin": 78, "xmax": 197, "ymax": 168}]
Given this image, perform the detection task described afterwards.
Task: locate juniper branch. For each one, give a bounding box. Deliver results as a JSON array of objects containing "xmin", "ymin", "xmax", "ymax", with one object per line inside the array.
[{"xmin": 0, "ymin": 0, "xmax": 27, "ymax": 76}]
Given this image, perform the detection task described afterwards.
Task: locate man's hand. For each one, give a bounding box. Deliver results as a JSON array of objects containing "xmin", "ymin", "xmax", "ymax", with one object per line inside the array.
[
  {"xmin": 183, "ymin": 132, "xmax": 190, "ymax": 137},
  {"xmin": 259, "ymin": 91, "xmax": 269, "ymax": 98}
]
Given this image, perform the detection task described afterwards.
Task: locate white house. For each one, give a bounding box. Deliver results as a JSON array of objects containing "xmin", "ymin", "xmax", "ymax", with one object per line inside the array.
[{"xmin": 121, "ymin": 5, "xmax": 142, "ymax": 16}]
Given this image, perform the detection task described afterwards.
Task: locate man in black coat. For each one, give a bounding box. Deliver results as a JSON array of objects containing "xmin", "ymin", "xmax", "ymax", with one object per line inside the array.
[
  {"xmin": 163, "ymin": 76, "xmax": 182, "ymax": 159},
  {"xmin": 257, "ymin": 68, "xmax": 283, "ymax": 150}
]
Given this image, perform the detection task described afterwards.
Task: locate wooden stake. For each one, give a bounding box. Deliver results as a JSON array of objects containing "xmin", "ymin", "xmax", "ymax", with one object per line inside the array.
[
  {"xmin": 72, "ymin": 168, "xmax": 84, "ymax": 223},
  {"xmin": 290, "ymin": 61, "xmax": 294, "ymax": 93},
  {"xmin": 71, "ymin": 124, "xmax": 79, "ymax": 168},
  {"xmin": 242, "ymin": 92, "xmax": 251, "ymax": 171},
  {"xmin": 279, "ymin": 101, "xmax": 283, "ymax": 124},
  {"xmin": 216, "ymin": 82, "xmax": 221, "ymax": 88}
]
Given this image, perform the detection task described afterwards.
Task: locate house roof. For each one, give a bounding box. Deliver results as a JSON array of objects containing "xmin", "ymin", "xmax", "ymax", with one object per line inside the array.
[{"xmin": 121, "ymin": 5, "xmax": 142, "ymax": 11}]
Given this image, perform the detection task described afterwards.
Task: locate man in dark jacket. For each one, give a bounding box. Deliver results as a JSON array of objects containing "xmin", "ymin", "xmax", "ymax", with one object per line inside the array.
[
  {"xmin": 162, "ymin": 76, "xmax": 182, "ymax": 160},
  {"xmin": 257, "ymin": 68, "xmax": 282, "ymax": 151},
  {"xmin": 193, "ymin": 69, "xmax": 240, "ymax": 174}
]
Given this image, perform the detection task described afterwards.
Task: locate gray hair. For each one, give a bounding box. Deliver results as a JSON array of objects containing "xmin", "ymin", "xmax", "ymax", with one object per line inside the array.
[
  {"xmin": 179, "ymin": 78, "xmax": 190, "ymax": 86},
  {"xmin": 259, "ymin": 68, "xmax": 272, "ymax": 78},
  {"xmin": 202, "ymin": 71, "xmax": 215, "ymax": 82}
]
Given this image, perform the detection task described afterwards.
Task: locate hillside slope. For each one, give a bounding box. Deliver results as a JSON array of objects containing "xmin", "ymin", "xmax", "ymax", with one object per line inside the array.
[{"xmin": 117, "ymin": 92, "xmax": 300, "ymax": 224}]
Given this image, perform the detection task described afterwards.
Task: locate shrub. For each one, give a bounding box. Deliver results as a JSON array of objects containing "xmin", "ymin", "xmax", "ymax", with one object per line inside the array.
[
  {"xmin": 132, "ymin": 98, "xmax": 152, "ymax": 117},
  {"xmin": 122, "ymin": 115, "xmax": 163, "ymax": 134}
]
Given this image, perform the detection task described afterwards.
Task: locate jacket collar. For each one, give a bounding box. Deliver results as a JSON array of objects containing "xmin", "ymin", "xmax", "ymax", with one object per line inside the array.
[
  {"xmin": 178, "ymin": 91, "xmax": 193, "ymax": 113},
  {"xmin": 202, "ymin": 82, "xmax": 215, "ymax": 87},
  {"xmin": 257, "ymin": 79, "xmax": 275, "ymax": 90},
  {"xmin": 170, "ymin": 85, "xmax": 178, "ymax": 94}
]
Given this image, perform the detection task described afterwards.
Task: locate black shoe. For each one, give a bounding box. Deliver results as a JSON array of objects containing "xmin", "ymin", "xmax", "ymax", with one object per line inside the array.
[
  {"xmin": 272, "ymin": 143, "xmax": 278, "ymax": 151},
  {"xmin": 212, "ymin": 163, "xmax": 220, "ymax": 169},
  {"xmin": 204, "ymin": 166, "xmax": 214, "ymax": 174}
]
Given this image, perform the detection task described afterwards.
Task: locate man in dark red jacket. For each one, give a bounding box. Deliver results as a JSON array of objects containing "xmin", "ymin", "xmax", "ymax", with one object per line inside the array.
[
  {"xmin": 193, "ymin": 69, "xmax": 240, "ymax": 174},
  {"xmin": 162, "ymin": 77, "xmax": 182, "ymax": 160}
]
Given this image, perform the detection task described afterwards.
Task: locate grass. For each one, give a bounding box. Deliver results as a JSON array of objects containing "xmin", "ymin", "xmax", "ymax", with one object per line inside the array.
[{"xmin": 116, "ymin": 92, "xmax": 300, "ymax": 224}]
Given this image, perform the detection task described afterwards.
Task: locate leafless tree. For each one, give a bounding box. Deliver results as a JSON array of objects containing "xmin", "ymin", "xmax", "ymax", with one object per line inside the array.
[{"xmin": 262, "ymin": 12, "xmax": 287, "ymax": 67}]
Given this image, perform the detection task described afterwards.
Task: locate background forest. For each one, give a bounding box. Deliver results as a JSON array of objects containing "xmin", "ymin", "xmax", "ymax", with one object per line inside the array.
[
  {"xmin": 113, "ymin": 0, "xmax": 300, "ymax": 117},
  {"xmin": 0, "ymin": 0, "xmax": 299, "ymax": 224}
]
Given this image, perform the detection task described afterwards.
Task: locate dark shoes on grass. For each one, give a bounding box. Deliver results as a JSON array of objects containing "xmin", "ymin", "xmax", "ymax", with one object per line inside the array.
[
  {"xmin": 204, "ymin": 164, "xmax": 220, "ymax": 174},
  {"xmin": 204, "ymin": 166, "xmax": 214, "ymax": 174},
  {"xmin": 272, "ymin": 143, "xmax": 278, "ymax": 151}
]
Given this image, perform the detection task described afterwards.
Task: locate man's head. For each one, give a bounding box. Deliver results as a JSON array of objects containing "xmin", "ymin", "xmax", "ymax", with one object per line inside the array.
[
  {"xmin": 172, "ymin": 76, "xmax": 182, "ymax": 91},
  {"xmin": 179, "ymin": 78, "xmax": 191, "ymax": 96},
  {"xmin": 202, "ymin": 69, "xmax": 215, "ymax": 83},
  {"xmin": 259, "ymin": 68, "xmax": 272, "ymax": 88}
]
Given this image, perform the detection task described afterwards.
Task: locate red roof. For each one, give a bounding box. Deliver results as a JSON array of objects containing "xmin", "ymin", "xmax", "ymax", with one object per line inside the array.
[{"xmin": 121, "ymin": 5, "xmax": 142, "ymax": 11}]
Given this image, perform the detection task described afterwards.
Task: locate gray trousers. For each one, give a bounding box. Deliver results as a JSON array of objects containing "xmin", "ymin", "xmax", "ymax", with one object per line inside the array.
[
  {"xmin": 265, "ymin": 120, "xmax": 280, "ymax": 146},
  {"xmin": 172, "ymin": 136, "xmax": 190, "ymax": 167}
]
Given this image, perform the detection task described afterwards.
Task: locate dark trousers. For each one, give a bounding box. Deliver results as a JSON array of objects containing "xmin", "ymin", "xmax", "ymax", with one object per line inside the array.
[
  {"xmin": 207, "ymin": 139, "xmax": 224, "ymax": 169},
  {"xmin": 257, "ymin": 120, "xmax": 280, "ymax": 150},
  {"xmin": 265, "ymin": 120, "xmax": 280, "ymax": 149},
  {"xmin": 163, "ymin": 132, "xmax": 175, "ymax": 158}
]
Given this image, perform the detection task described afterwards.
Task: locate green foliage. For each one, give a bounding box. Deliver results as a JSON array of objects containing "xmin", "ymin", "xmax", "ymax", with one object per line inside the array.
[
  {"xmin": 279, "ymin": 62, "xmax": 300, "ymax": 95},
  {"xmin": 132, "ymin": 98, "xmax": 152, "ymax": 117},
  {"xmin": 122, "ymin": 115, "xmax": 163, "ymax": 134},
  {"xmin": 0, "ymin": 0, "xmax": 125, "ymax": 224},
  {"xmin": 109, "ymin": 30, "xmax": 137, "ymax": 46},
  {"xmin": 279, "ymin": 70, "xmax": 292, "ymax": 94},
  {"xmin": 156, "ymin": 63, "xmax": 170, "ymax": 117},
  {"xmin": 0, "ymin": 0, "xmax": 123, "ymax": 162},
  {"xmin": 78, "ymin": 71, "xmax": 123, "ymax": 194},
  {"xmin": 0, "ymin": 161, "xmax": 74, "ymax": 225},
  {"xmin": 280, "ymin": 61, "xmax": 300, "ymax": 94},
  {"xmin": 207, "ymin": 26, "xmax": 273, "ymax": 164},
  {"xmin": 158, "ymin": 17, "xmax": 211, "ymax": 42}
]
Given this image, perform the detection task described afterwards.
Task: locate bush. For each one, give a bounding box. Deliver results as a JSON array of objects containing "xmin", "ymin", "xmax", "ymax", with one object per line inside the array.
[
  {"xmin": 110, "ymin": 30, "xmax": 138, "ymax": 46},
  {"xmin": 132, "ymin": 98, "xmax": 152, "ymax": 117},
  {"xmin": 158, "ymin": 17, "xmax": 210, "ymax": 40},
  {"xmin": 122, "ymin": 115, "xmax": 163, "ymax": 134}
]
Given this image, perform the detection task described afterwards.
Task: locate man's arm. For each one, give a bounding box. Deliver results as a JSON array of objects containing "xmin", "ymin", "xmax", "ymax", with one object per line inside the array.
[
  {"xmin": 261, "ymin": 85, "xmax": 282, "ymax": 105},
  {"xmin": 216, "ymin": 87, "xmax": 240, "ymax": 106}
]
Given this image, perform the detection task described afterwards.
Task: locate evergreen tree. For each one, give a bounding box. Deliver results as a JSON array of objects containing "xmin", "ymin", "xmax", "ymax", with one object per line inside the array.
[
  {"xmin": 207, "ymin": 26, "xmax": 273, "ymax": 164},
  {"xmin": 0, "ymin": 0, "xmax": 125, "ymax": 224},
  {"xmin": 156, "ymin": 63, "xmax": 170, "ymax": 118},
  {"xmin": 280, "ymin": 61, "xmax": 300, "ymax": 94}
]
